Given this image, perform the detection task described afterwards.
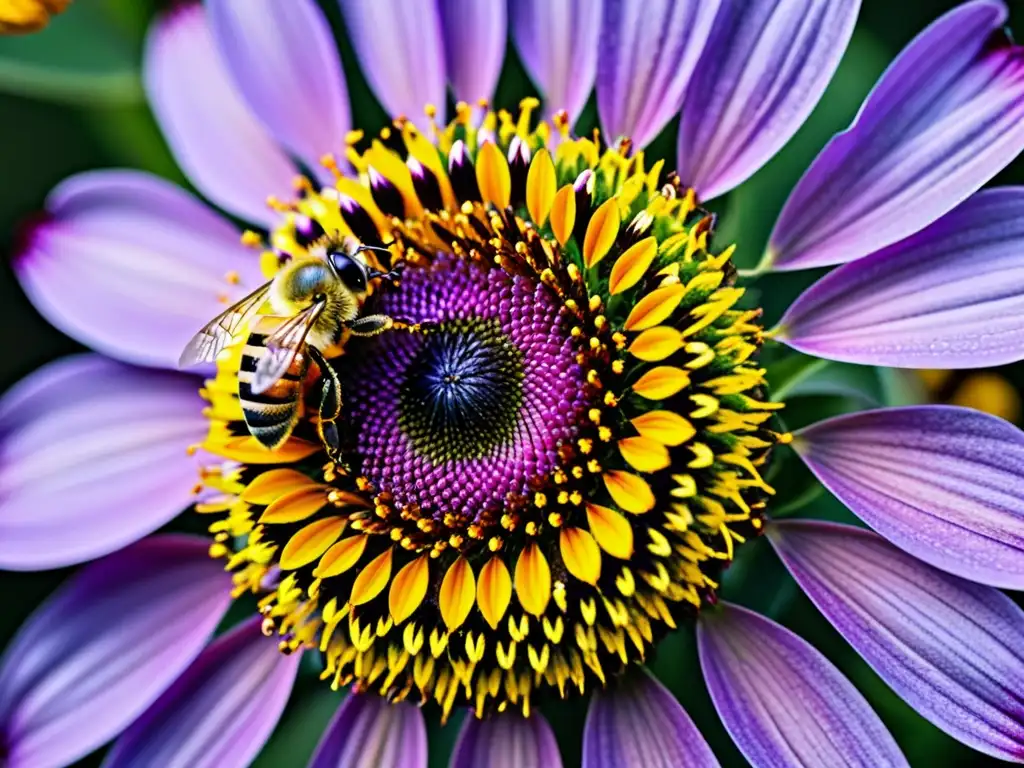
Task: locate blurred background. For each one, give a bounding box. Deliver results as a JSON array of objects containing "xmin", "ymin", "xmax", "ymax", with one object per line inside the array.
[{"xmin": 0, "ymin": 1, "xmax": 1021, "ymax": 766}]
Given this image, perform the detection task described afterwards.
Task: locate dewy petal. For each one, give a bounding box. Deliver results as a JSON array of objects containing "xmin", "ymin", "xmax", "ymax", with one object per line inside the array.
[
  {"xmin": 0, "ymin": 355, "xmax": 207, "ymax": 571},
  {"xmin": 769, "ymin": 0, "xmax": 1024, "ymax": 270},
  {"xmin": 308, "ymin": 693, "xmax": 427, "ymax": 768},
  {"xmin": 582, "ymin": 670, "xmax": 718, "ymax": 768},
  {"xmin": 597, "ymin": 0, "xmax": 719, "ymax": 150},
  {"xmin": 793, "ymin": 405, "xmax": 1024, "ymax": 589},
  {"xmin": 698, "ymin": 602, "xmax": 907, "ymax": 768},
  {"xmin": 207, "ymin": 0, "xmax": 351, "ymax": 182},
  {"xmin": 105, "ymin": 617, "xmax": 300, "ymax": 768},
  {"xmin": 676, "ymin": 0, "xmax": 859, "ymax": 201},
  {"xmin": 777, "ymin": 188, "xmax": 1024, "ymax": 368},
  {"xmin": 0, "ymin": 536, "xmax": 231, "ymax": 768},
  {"xmin": 510, "ymin": 0, "xmax": 601, "ymax": 124},
  {"xmin": 451, "ymin": 711, "xmax": 561, "ymax": 768},
  {"xmin": 339, "ymin": 0, "xmax": 447, "ymax": 128},
  {"xmin": 14, "ymin": 170, "xmax": 265, "ymax": 369},
  {"xmin": 439, "ymin": 0, "xmax": 507, "ymax": 106},
  {"xmin": 769, "ymin": 520, "xmax": 1024, "ymax": 761},
  {"xmin": 144, "ymin": 3, "xmax": 297, "ymax": 228}
]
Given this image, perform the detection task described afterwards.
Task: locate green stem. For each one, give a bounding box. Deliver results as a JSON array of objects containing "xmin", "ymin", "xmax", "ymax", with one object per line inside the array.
[{"xmin": 737, "ymin": 248, "xmax": 775, "ymax": 280}]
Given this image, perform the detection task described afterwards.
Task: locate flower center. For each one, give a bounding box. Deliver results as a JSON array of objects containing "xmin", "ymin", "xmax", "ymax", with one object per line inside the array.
[
  {"xmin": 400, "ymin": 318, "xmax": 525, "ymax": 461},
  {"xmin": 347, "ymin": 256, "xmax": 587, "ymax": 520},
  {"xmin": 193, "ymin": 100, "xmax": 784, "ymax": 721}
]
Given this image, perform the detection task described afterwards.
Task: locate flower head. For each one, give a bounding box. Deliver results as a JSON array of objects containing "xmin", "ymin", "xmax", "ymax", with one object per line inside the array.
[
  {"xmin": 4, "ymin": 1, "xmax": 1024, "ymax": 767},
  {"xmin": 196, "ymin": 107, "xmax": 781, "ymax": 719}
]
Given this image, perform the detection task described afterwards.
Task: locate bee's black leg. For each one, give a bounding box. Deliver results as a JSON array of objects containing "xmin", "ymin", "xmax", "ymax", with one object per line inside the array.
[
  {"xmin": 307, "ymin": 346, "xmax": 347, "ymax": 467},
  {"xmin": 319, "ymin": 419, "xmax": 343, "ymax": 463},
  {"xmin": 307, "ymin": 347, "xmax": 342, "ymax": 419}
]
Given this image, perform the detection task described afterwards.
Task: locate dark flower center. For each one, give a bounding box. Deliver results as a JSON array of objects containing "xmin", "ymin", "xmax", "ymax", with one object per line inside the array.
[{"xmin": 399, "ymin": 318, "xmax": 524, "ymax": 462}]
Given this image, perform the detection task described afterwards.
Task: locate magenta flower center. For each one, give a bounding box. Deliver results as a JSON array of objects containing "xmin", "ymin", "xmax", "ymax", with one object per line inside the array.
[{"xmin": 346, "ymin": 255, "xmax": 589, "ymax": 520}]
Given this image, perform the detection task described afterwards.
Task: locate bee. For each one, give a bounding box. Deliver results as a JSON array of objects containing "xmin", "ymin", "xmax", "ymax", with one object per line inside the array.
[{"xmin": 180, "ymin": 241, "xmax": 418, "ymax": 458}]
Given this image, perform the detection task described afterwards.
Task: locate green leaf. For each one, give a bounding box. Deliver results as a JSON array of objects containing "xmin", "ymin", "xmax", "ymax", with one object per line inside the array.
[
  {"xmin": 780, "ymin": 359, "xmax": 886, "ymax": 407},
  {"xmin": 766, "ymin": 352, "xmax": 831, "ymax": 401},
  {"xmin": 0, "ymin": 0, "xmax": 142, "ymax": 106}
]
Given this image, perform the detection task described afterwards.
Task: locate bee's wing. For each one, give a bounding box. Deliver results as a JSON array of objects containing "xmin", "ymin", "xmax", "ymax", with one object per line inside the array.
[
  {"xmin": 179, "ymin": 282, "xmax": 272, "ymax": 368},
  {"xmin": 250, "ymin": 301, "xmax": 325, "ymax": 395}
]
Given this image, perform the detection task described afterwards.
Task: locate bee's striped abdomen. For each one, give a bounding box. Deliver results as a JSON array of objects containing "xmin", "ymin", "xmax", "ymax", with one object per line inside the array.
[{"xmin": 238, "ymin": 319, "xmax": 308, "ymax": 449}]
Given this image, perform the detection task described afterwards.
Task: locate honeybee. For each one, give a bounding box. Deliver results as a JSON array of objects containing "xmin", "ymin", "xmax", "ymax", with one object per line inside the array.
[{"xmin": 180, "ymin": 242, "xmax": 418, "ymax": 457}]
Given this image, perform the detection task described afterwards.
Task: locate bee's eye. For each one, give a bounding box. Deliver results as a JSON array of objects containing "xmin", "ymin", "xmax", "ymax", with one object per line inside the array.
[{"xmin": 328, "ymin": 250, "xmax": 368, "ymax": 292}]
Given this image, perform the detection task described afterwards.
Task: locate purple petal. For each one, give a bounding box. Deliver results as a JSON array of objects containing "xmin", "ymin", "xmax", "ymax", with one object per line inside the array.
[
  {"xmin": 769, "ymin": 1, "xmax": 1024, "ymax": 270},
  {"xmin": 0, "ymin": 536, "xmax": 231, "ymax": 768},
  {"xmin": 144, "ymin": 3, "xmax": 297, "ymax": 228},
  {"xmin": 777, "ymin": 188, "xmax": 1024, "ymax": 368},
  {"xmin": 105, "ymin": 617, "xmax": 300, "ymax": 768},
  {"xmin": 769, "ymin": 520, "xmax": 1024, "ymax": 761},
  {"xmin": 0, "ymin": 355, "xmax": 207, "ymax": 571},
  {"xmin": 597, "ymin": 0, "xmax": 719, "ymax": 150},
  {"xmin": 794, "ymin": 405, "xmax": 1024, "ymax": 589},
  {"xmin": 510, "ymin": 0, "xmax": 602, "ymax": 124},
  {"xmin": 339, "ymin": 0, "xmax": 446, "ymax": 128},
  {"xmin": 308, "ymin": 693, "xmax": 426, "ymax": 768},
  {"xmin": 676, "ymin": 0, "xmax": 859, "ymax": 201},
  {"xmin": 583, "ymin": 670, "xmax": 718, "ymax": 768},
  {"xmin": 451, "ymin": 711, "xmax": 561, "ymax": 768},
  {"xmin": 14, "ymin": 170, "xmax": 265, "ymax": 369},
  {"xmin": 698, "ymin": 602, "xmax": 907, "ymax": 768},
  {"xmin": 439, "ymin": 0, "xmax": 507, "ymax": 106},
  {"xmin": 207, "ymin": 0, "xmax": 350, "ymax": 183}
]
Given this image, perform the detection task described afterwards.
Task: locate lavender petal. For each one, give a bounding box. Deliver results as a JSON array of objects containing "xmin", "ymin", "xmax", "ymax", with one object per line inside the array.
[
  {"xmin": 794, "ymin": 405, "xmax": 1024, "ymax": 589},
  {"xmin": 105, "ymin": 617, "xmax": 300, "ymax": 768},
  {"xmin": 0, "ymin": 536, "xmax": 231, "ymax": 768},
  {"xmin": 0, "ymin": 355, "xmax": 207, "ymax": 570},
  {"xmin": 769, "ymin": 1, "xmax": 1024, "ymax": 269},
  {"xmin": 769, "ymin": 520, "xmax": 1024, "ymax": 761},
  {"xmin": 144, "ymin": 3, "xmax": 296, "ymax": 228},
  {"xmin": 698, "ymin": 602, "xmax": 907, "ymax": 767},
  {"xmin": 677, "ymin": 0, "xmax": 859, "ymax": 201},
  {"xmin": 14, "ymin": 170, "xmax": 264, "ymax": 369}
]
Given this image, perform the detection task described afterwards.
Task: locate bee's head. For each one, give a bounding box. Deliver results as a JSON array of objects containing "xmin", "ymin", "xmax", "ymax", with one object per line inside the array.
[{"xmin": 327, "ymin": 248, "xmax": 369, "ymax": 294}]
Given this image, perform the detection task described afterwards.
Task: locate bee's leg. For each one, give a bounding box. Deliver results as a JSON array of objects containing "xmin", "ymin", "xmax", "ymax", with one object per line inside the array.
[
  {"xmin": 346, "ymin": 314, "xmax": 394, "ymax": 337},
  {"xmin": 307, "ymin": 347, "xmax": 342, "ymax": 420},
  {"xmin": 307, "ymin": 347, "xmax": 347, "ymax": 468},
  {"xmin": 348, "ymin": 314, "xmax": 437, "ymax": 336}
]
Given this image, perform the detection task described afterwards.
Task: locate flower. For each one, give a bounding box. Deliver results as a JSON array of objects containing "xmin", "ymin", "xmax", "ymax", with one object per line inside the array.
[
  {"xmin": 0, "ymin": 0, "xmax": 69, "ymax": 35},
  {"xmin": 3, "ymin": 0, "xmax": 1024, "ymax": 766}
]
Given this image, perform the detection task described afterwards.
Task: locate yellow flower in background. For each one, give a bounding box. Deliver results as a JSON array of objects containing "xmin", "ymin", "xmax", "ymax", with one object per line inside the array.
[
  {"xmin": 0, "ymin": 0, "xmax": 68, "ymax": 35},
  {"xmin": 917, "ymin": 369, "xmax": 1022, "ymax": 423}
]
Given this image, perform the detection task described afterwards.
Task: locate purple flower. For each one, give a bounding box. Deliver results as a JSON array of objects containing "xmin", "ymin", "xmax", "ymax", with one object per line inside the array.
[{"xmin": 3, "ymin": 1, "xmax": 1024, "ymax": 765}]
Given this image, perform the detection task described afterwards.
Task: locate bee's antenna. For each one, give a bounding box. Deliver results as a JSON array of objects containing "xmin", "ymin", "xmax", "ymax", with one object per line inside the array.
[{"xmin": 367, "ymin": 261, "xmax": 406, "ymax": 286}]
